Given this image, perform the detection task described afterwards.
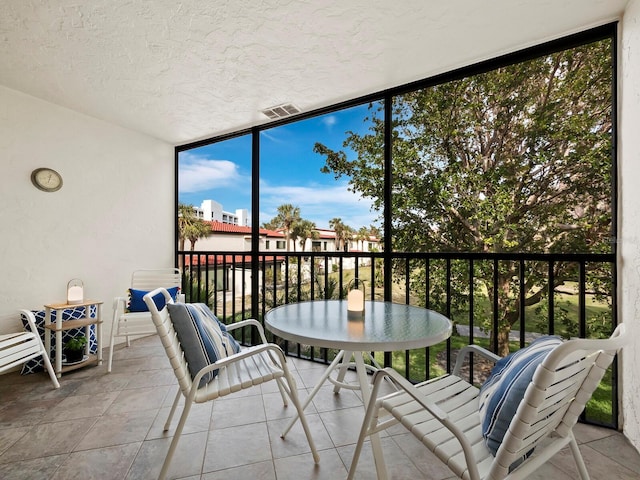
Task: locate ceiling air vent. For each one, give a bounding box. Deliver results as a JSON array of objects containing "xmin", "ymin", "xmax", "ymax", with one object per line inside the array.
[{"xmin": 261, "ymin": 103, "xmax": 301, "ymax": 120}]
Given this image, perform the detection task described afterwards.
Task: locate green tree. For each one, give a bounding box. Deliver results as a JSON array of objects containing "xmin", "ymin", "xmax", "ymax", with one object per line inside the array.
[
  {"xmin": 356, "ymin": 226, "xmax": 370, "ymax": 251},
  {"xmin": 315, "ymin": 39, "xmax": 613, "ymax": 355},
  {"xmin": 328, "ymin": 218, "xmax": 344, "ymax": 251},
  {"xmin": 329, "ymin": 217, "xmax": 354, "ymax": 252},
  {"xmin": 292, "ymin": 219, "xmax": 319, "ymax": 252},
  {"xmin": 178, "ymin": 203, "xmax": 211, "ymax": 252},
  {"xmin": 261, "ymin": 218, "xmax": 280, "ymax": 231},
  {"xmin": 271, "ymin": 204, "xmax": 301, "ymax": 251}
]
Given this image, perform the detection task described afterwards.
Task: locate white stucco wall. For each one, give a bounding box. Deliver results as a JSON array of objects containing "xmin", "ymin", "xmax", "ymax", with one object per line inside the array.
[
  {"xmin": 620, "ymin": 0, "xmax": 640, "ymax": 453},
  {"xmin": 0, "ymin": 86, "xmax": 174, "ymax": 346},
  {"xmin": 190, "ymin": 233, "xmax": 252, "ymax": 251}
]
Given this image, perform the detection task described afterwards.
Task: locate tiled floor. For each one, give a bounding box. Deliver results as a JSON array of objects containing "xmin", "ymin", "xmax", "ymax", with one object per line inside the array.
[{"xmin": 1, "ymin": 335, "xmax": 640, "ymax": 480}]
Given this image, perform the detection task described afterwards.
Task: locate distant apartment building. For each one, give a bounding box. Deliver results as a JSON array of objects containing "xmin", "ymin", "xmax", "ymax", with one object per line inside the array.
[
  {"xmin": 182, "ymin": 200, "xmax": 381, "ymax": 296},
  {"xmin": 187, "ymin": 200, "xmax": 380, "ymax": 253},
  {"xmin": 193, "ymin": 199, "xmax": 250, "ymax": 226},
  {"xmin": 185, "ymin": 221, "xmax": 380, "ymax": 254}
]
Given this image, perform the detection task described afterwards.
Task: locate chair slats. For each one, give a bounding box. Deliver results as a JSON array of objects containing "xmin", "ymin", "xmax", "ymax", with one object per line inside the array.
[
  {"xmin": 447, "ymin": 437, "xmax": 494, "ymax": 479},
  {"xmin": 1, "ymin": 311, "xmax": 60, "ymax": 389},
  {"xmin": 0, "ymin": 340, "xmax": 41, "ymax": 369},
  {"xmin": 348, "ymin": 324, "xmax": 628, "ymax": 480},
  {"xmin": 131, "ymin": 270, "xmax": 181, "ymax": 290}
]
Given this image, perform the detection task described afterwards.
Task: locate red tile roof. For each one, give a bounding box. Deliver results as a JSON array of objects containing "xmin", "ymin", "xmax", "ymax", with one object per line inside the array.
[{"xmin": 208, "ymin": 221, "xmax": 284, "ymax": 237}]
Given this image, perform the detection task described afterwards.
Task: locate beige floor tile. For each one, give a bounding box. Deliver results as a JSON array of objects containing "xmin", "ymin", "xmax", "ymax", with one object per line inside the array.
[
  {"xmin": 201, "ymin": 459, "xmax": 276, "ymax": 480},
  {"xmin": 274, "ymin": 448, "xmax": 346, "ymax": 480},
  {"xmin": 589, "ymin": 430, "xmax": 640, "ymax": 475},
  {"xmin": 0, "ymin": 454, "xmax": 67, "ymax": 480},
  {"xmin": 0, "ymin": 418, "xmax": 96, "ymax": 463},
  {"xmin": 106, "ymin": 385, "xmax": 172, "ymax": 415},
  {"xmin": 318, "ymin": 405, "xmax": 368, "ymax": 447},
  {"xmin": 267, "ymin": 412, "xmax": 335, "ymax": 458},
  {"xmin": 202, "ymin": 422, "xmax": 272, "ymax": 473},
  {"xmin": 45, "ymin": 391, "xmax": 119, "ymax": 422},
  {"xmin": 78, "ymin": 410, "xmax": 158, "ymax": 450},
  {"xmin": 549, "ymin": 442, "xmax": 640, "ymax": 479},
  {"xmin": 337, "ymin": 436, "xmax": 432, "ymax": 480},
  {"xmin": 210, "ymin": 393, "xmax": 266, "ymax": 428},
  {"xmin": 147, "ymin": 401, "xmax": 213, "ymax": 439},
  {"xmin": 52, "ymin": 442, "xmax": 140, "ymax": 480},
  {"xmin": 0, "ymin": 426, "xmax": 28, "ymax": 456}
]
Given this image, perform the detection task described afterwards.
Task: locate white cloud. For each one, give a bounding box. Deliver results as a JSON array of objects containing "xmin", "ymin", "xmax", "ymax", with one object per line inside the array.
[
  {"xmin": 260, "ymin": 180, "xmax": 378, "ymax": 229},
  {"xmin": 259, "ymin": 130, "xmax": 283, "ymax": 144},
  {"xmin": 322, "ymin": 115, "xmax": 338, "ymax": 129},
  {"xmin": 178, "ymin": 152, "xmax": 244, "ymax": 193}
]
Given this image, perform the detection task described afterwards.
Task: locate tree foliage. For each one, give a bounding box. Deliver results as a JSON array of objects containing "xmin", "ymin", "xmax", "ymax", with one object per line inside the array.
[
  {"xmin": 178, "ymin": 203, "xmax": 211, "ymax": 252},
  {"xmin": 292, "ymin": 219, "xmax": 319, "ymax": 251},
  {"xmin": 315, "ymin": 39, "xmax": 613, "ymax": 354},
  {"xmin": 270, "ymin": 203, "xmax": 301, "ymax": 250},
  {"xmin": 329, "ymin": 217, "xmax": 356, "ymax": 251}
]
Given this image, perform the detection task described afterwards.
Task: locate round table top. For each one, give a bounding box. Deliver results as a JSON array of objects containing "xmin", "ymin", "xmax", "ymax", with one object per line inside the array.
[{"xmin": 265, "ymin": 299, "xmax": 452, "ymax": 351}]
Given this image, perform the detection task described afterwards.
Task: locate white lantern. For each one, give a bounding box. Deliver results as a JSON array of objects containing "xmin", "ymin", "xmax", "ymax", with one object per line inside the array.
[
  {"xmin": 67, "ymin": 278, "xmax": 84, "ymax": 305},
  {"xmin": 347, "ymin": 278, "xmax": 365, "ymax": 318}
]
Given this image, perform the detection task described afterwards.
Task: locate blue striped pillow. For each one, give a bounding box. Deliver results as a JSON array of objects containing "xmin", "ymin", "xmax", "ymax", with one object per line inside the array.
[
  {"xmin": 167, "ymin": 303, "xmax": 240, "ymax": 387},
  {"xmin": 478, "ymin": 336, "xmax": 563, "ymax": 456}
]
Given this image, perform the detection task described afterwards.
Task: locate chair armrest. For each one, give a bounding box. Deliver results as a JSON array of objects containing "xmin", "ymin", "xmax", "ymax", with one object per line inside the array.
[
  {"xmin": 112, "ymin": 296, "xmax": 128, "ymax": 319},
  {"xmin": 226, "ymin": 319, "xmax": 269, "ymax": 344},
  {"xmin": 113, "ymin": 296, "xmax": 127, "ymax": 309},
  {"xmin": 452, "ymin": 344, "xmax": 501, "ymax": 376}
]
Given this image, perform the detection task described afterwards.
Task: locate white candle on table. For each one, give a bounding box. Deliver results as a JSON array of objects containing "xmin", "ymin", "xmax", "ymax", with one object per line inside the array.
[{"xmin": 67, "ymin": 286, "xmax": 83, "ymax": 304}]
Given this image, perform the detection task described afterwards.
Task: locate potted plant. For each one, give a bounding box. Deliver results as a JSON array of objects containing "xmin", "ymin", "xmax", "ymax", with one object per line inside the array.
[{"xmin": 63, "ymin": 335, "xmax": 87, "ymax": 363}]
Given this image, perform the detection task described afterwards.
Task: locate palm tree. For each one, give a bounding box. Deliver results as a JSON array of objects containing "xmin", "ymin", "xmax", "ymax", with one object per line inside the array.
[
  {"xmin": 289, "ymin": 227, "xmax": 300, "ymax": 252},
  {"xmin": 369, "ymin": 225, "xmax": 382, "ymax": 240},
  {"xmin": 261, "ymin": 219, "xmax": 280, "ymax": 230},
  {"xmin": 329, "ymin": 217, "xmax": 345, "ymax": 251},
  {"xmin": 178, "ymin": 203, "xmax": 197, "ymax": 252},
  {"xmin": 274, "ymin": 204, "xmax": 301, "ymax": 251},
  {"xmin": 292, "ymin": 219, "xmax": 318, "ymax": 251},
  {"xmin": 178, "ymin": 203, "xmax": 211, "ymax": 251},
  {"xmin": 356, "ymin": 226, "xmax": 370, "ymax": 251},
  {"xmin": 187, "ymin": 222, "xmax": 211, "ymax": 251},
  {"xmin": 342, "ymin": 225, "xmax": 355, "ymax": 252}
]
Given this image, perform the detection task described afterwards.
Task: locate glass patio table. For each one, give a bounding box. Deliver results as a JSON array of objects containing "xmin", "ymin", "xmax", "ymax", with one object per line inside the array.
[{"xmin": 264, "ymin": 299, "xmax": 452, "ymax": 446}]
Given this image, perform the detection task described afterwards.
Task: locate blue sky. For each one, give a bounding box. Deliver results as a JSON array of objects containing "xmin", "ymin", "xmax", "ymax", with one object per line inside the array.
[{"xmin": 178, "ymin": 102, "xmax": 382, "ymax": 230}]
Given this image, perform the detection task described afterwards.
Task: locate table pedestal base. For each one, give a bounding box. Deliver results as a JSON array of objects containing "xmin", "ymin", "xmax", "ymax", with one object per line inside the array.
[{"xmin": 281, "ymin": 350, "xmax": 388, "ymax": 477}]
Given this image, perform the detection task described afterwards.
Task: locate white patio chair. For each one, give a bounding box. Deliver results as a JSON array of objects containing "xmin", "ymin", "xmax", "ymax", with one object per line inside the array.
[
  {"xmin": 348, "ymin": 324, "xmax": 627, "ymax": 480},
  {"xmin": 107, "ymin": 268, "xmax": 181, "ymax": 372},
  {"xmin": 143, "ymin": 287, "xmax": 319, "ymax": 480},
  {"xmin": 0, "ymin": 310, "xmax": 60, "ymax": 389}
]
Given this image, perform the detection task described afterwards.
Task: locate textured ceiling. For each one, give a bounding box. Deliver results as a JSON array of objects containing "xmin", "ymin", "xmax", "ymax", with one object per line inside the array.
[{"xmin": 0, "ymin": 0, "xmax": 627, "ymax": 145}]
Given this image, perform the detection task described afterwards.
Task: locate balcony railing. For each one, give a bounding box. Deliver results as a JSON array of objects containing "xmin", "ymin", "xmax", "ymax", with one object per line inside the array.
[{"xmin": 178, "ymin": 249, "xmax": 618, "ymax": 428}]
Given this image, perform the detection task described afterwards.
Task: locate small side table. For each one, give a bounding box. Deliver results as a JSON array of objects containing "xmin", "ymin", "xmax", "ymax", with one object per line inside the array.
[{"xmin": 43, "ymin": 299, "xmax": 103, "ymax": 378}]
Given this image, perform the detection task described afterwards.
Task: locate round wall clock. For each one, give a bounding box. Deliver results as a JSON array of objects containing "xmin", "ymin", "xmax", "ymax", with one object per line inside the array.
[{"xmin": 31, "ymin": 168, "xmax": 63, "ymax": 192}]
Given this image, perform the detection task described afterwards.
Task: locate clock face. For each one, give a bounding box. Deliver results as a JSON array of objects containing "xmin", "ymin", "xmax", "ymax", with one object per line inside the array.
[{"xmin": 31, "ymin": 168, "xmax": 63, "ymax": 192}]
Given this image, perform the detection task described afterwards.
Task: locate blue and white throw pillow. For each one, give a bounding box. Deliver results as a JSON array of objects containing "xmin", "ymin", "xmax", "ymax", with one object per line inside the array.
[
  {"xmin": 167, "ymin": 303, "xmax": 240, "ymax": 387},
  {"xmin": 478, "ymin": 335, "xmax": 563, "ymax": 456},
  {"xmin": 189, "ymin": 304, "xmax": 240, "ymax": 346}
]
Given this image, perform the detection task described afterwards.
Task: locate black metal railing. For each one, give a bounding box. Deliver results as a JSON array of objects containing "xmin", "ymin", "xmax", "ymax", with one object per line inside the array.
[{"xmin": 178, "ymin": 249, "xmax": 618, "ymax": 428}]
